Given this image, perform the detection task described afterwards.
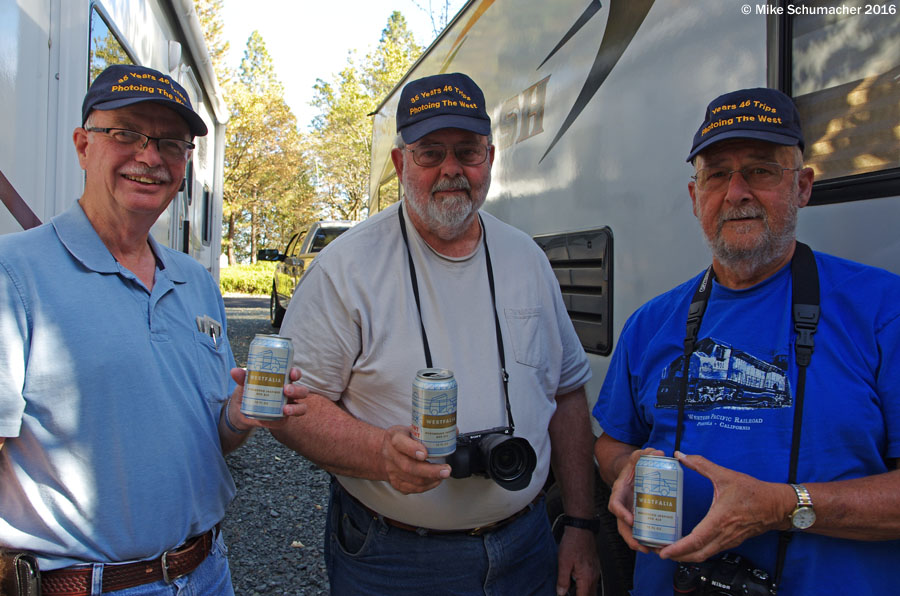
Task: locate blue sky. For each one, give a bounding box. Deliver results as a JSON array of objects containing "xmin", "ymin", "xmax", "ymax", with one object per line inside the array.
[{"xmin": 223, "ymin": 0, "xmax": 467, "ymax": 128}]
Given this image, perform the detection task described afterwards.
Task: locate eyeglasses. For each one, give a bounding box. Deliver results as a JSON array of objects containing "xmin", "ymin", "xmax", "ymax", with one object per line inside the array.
[
  {"xmin": 84, "ymin": 127, "xmax": 195, "ymax": 161},
  {"xmin": 405, "ymin": 143, "xmax": 489, "ymax": 168},
  {"xmin": 692, "ymin": 162, "xmax": 801, "ymax": 192}
]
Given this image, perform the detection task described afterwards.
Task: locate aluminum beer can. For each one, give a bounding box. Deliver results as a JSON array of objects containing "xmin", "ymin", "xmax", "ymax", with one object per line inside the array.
[
  {"xmin": 633, "ymin": 454, "xmax": 684, "ymax": 547},
  {"xmin": 241, "ymin": 334, "xmax": 294, "ymax": 419},
  {"xmin": 411, "ymin": 368, "xmax": 458, "ymax": 457}
]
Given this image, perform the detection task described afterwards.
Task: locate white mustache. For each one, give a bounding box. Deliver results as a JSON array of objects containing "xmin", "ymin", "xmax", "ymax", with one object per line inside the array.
[
  {"xmin": 720, "ymin": 206, "xmax": 764, "ymax": 223},
  {"xmin": 432, "ymin": 175, "xmax": 471, "ymax": 193},
  {"xmin": 120, "ymin": 166, "xmax": 172, "ymax": 184}
]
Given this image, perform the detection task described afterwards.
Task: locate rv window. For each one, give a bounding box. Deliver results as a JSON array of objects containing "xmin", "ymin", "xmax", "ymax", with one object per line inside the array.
[
  {"xmin": 89, "ymin": 8, "xmax": 133, "ymax": 84},
  {"xmin": 533, "ymin": 228, "xmax": 613, "ymax": 356},
  {"xmin": 183, "ymin": 159, "xmax": 194, "ymax": 205},
  {"xmin": 791, "ymin": 2, "xmax": 899, "ymax": 194},
  {"xmin": 201, "ymin": 185, "xmax": 212, "ymax": 245}
]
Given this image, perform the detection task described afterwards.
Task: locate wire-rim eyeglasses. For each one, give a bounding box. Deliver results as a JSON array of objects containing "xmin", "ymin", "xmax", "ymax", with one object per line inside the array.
[{"xmin": 84, "ymin": 127, "xmax": 194, "ymax": 161}]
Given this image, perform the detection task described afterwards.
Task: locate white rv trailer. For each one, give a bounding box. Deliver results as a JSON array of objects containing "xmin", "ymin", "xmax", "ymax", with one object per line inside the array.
[
  {"xmin": 1, "ymin": 0, "xmax": 227, "ymax": 278},
  {"xmin": 369, "ymin": 1, "xmax": 899, "ymax": 589},
  {"xmin": 369, "ymin": 0, "xmax": 900, "ymax": 412}
]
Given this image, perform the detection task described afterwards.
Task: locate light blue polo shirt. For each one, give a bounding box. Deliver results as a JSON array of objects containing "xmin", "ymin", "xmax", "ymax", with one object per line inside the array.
[{"xmin": 0, "ymin": 201, "xmax": 237, "ymax": 569}]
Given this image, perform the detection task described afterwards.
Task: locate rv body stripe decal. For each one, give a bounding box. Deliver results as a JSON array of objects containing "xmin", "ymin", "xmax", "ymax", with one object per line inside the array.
[
  {"xmin": 0, "ymin": 169, "xmax": 41, "ymax": 230},
  {"xmin": 440, "ymin": 0, "xmax": 496, "ymax": 73},
  {"xmin": 540, "ymin": 0, "xmax": 655, "ymax": 162},
  {"xmin": 538, "ymin": 0, "xmax": 603, "ymax": 70}
]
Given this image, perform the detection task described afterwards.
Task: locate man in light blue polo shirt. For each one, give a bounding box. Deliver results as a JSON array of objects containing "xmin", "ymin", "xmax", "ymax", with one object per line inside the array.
[{"xmin": 0, "ymin": 64, "xmax": 307, "ymax": 596}]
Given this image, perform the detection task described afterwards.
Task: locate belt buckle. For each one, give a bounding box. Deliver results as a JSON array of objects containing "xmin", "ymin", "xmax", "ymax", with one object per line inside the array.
[
  {"xmin": 161, "ymin": 550, "xmax": 173, "ymax": 584},
  {"xmin": 467, "ymin": 522, "xmax": 497, "ymax": 537}
]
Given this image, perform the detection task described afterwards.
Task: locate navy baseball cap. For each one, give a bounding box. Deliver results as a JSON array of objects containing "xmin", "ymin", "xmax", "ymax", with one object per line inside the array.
[
  {"xmin": 82, "ymin": 64, "xmax": 208, "ymax": 137},
  {"xmin": 396, "ymin": 73, "xmax": 491, "ymax": 144},
  {"xmin": 687, "ymin": 87, "xmax": 803, "ymax": 162}
]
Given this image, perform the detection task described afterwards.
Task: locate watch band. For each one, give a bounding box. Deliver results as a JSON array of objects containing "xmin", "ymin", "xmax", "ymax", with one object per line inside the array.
[
  {"xmin": 560, "ymin": 515, "xmax": 600, "ymax": 531},
  {"xmin": 790, "ymin": 483, "xmax": 813, "ymax": 507},
  {"xmin": 789, "ymin": 483, "xmax": 816, "ymax": 530}
]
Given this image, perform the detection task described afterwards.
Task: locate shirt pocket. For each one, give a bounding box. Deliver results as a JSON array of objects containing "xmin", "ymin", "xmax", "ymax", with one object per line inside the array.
[
  {"xmin": 193, "ymin": 328, "xmax": 230, "ymax": 404},
  {"xmin": 504, "ymin": 307, "xmax": 547, "ymax": 369}
]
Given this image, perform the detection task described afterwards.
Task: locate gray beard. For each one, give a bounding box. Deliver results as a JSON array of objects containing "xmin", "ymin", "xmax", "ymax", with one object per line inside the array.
[
  {"xmin": 706, "ymin": 201, "xmax": 798, "ymax": 275},
  {"xmin": 404, "ymin": 174, "xmax": 487, "ymax": 240}
]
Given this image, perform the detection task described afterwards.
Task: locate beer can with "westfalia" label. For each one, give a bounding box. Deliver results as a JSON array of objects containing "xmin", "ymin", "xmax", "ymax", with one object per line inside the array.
[
  {"xmin": 633, "ymin": 454, "xmax": 683, "ymax": 547},
  {"xmin": 411, "ymin": 368, "xmax": 458, "ymax": 458},
  {"xmin": 241, "ymin": 334, "xmax": 294, "ymax": 420}
]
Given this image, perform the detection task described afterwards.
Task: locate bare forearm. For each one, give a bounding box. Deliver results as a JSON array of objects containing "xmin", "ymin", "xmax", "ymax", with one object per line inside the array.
[
  {"xmin": 269, "ymin": 393, "xmax": 389, "ymax": 480},
  {"xmin": 594, "ymin": 432, "xmax": 638, "ymax": 487},
  {"xmin": 549, "ymin": 387, "xmax": 595, "ymax": 518},
  {"xmin": 800, "ymin": 463, "xmax": 900, "ymax": 540}
]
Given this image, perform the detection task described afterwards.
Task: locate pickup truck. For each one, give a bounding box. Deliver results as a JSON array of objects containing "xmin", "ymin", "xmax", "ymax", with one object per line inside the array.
[{"xmin": 257, "ymin": 220, "xmax": 356, "ymax": 326}]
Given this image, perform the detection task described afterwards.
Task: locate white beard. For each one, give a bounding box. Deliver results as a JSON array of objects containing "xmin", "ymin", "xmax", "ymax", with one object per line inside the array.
[
  {"xmin": 706, "ymin": 196, "xmax": 798, "ymax": 275},
  {"xmin": 403, "ymin": 173, "xmax": 489, "ymax": 240}
]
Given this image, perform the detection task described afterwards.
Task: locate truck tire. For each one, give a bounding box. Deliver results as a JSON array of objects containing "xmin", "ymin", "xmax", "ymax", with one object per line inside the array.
[
  {"xmin": 546, "ymin": 471, "xmax": 635, "ymax": 595},
  {"xmin": 270, "ymin": 286, "xmax": 286, "ymax": 328}
]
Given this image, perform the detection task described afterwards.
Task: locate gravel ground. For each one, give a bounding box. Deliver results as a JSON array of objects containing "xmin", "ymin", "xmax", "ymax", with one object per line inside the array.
[{"xmin": 222, "ymin": 295, "xmax": 331, "ymax": 596}]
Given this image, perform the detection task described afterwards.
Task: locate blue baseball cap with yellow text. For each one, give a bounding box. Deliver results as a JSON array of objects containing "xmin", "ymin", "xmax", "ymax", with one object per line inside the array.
[
  {"xmin": 82, "ymin": 64, "xmax": 208, "ymax": 137},
  {"xmin": 396, "ymin": 73, "xmax": 491, "ymax": 144},
  {"xmin": 687, "ymin": 87, "xmax": 803, "ymax": 162}
]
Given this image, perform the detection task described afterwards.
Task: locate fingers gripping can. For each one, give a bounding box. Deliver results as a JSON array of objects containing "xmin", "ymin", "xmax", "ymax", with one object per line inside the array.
[
  {"xmin": 241, "ymin": 334, "xmax": 294, "ymax": 419},
  {"xmin": 633, "ymin": 455, "xmax": 684, "ymax": 546},
  {"xmin": 411, "ymin": 368, "xmax": 458, "ymax": 457}
]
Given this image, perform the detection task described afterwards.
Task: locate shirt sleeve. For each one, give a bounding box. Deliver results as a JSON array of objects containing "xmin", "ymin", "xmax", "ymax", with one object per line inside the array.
[
  {"xmin": 0, "ymin": 261, "xmax": 28, "ymax": 437},
  {"xmin": 878, "ymin": 310, "xmax": 900, "ymax": 459},
  {"xmin": 278, "ymin": 259, "xmax": 360, "ymax": 401},
  {"xmin": 592, "ymin": 315, "xmax": 651, "ymax": 447}
]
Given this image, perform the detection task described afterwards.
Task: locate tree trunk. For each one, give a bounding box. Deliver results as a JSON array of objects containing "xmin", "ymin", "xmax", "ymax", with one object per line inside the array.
[
  {"xmin": 227, "ymin": 211, "xmax": 237, "ymax": 266},
  {"xmin": 250, "ymin": 190, "xmax": 258, "ymax": 264}
]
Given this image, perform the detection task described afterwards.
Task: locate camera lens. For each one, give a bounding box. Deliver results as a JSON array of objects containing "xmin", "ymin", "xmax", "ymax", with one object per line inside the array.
[
  {"xmin": 479, "ymin": 435, "xmax": 536, "ymax": 491},
  {"xmin": 491, "ymin": 440, "xmax": 528, "ymax": 478}
]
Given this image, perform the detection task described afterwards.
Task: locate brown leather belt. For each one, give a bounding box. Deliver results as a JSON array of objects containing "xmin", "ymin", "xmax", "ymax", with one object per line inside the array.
[
  {"xmin": 40, "ymin": 528, "xmax": 214, "ymax": 596},
  {"xmin": 354, "ymin": 492, "xmax": 543, "ymax": 537}
]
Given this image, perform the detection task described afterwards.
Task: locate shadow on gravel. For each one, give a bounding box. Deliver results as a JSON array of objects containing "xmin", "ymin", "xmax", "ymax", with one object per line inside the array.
[
  {"xmin": 223, "ymin": 294, "xmax": 330, "ymax": 595},
  {"xmin": 225, "ymin": 295, "xmax": 269, "ymax": 310}
]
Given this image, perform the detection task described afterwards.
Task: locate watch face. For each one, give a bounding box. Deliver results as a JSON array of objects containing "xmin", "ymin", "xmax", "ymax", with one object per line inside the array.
[{"xmin": 792, "ymin": 507, "xmax": 816, "ymax": 529}]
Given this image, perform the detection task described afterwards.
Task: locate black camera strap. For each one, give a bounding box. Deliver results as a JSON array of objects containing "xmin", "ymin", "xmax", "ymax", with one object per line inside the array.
[
  {"xmin": 675, "ymin": 242, "xmax": 819, "ymax": 594},
  {"xmin": 398, "ymin": 206, "xmax": 515, "ymax": 433}
]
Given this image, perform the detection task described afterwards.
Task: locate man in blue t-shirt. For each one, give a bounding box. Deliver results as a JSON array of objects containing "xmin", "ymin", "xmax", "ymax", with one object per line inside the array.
[{"xmin": 593, "ymin": 87, "xmax": 900, "ymax": 595}]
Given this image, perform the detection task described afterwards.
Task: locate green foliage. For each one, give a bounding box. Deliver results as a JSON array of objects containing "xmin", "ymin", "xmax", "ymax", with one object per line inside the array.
[
  {"xmin": 308, "ymin": 12, "xmax": 422, "ymax": 221},
  {"xmin": 195, "ymin": 1, "xmax": 316, "ymax": 266},
  {"xmin": 219, "ymin": 262, "xmax": 277, "ymax": 295},
  {"xmin": 193, "ymin": 2, "xmax": 453, "ymax": 265},
  {"xmin": 89, "ymin": 11, "xmax": 132, "ymax": 82},
  {"xmin": 223, "ymin": 31, "xmax": 316, "ymax": 265},
  {"xmin": 194, "ymin": 0, "xmax": 231, "ymax": 86}
]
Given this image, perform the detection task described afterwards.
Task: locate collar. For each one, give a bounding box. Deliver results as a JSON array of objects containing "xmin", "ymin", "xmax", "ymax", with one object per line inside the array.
[
  {"xmin": 52, "ymin": 201, "xmax": 187, "ymax": 283},
  {"xmin": 400, "ymin": 200, "xmax": 483, "ymax": 262}
]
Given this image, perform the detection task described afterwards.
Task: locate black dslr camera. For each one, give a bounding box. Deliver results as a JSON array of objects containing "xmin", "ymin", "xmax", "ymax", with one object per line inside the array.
[
  {"xmin": 445, "ymin": 427, "xmax": 537, "ymax": 491},
  {"xmin": 674, "ymin": 553, "xmax": 774, "ymax": 595}
]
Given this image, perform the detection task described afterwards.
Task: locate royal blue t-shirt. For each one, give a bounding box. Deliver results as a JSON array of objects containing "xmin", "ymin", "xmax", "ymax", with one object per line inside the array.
[{"xmin": 594, "ymin": 251, "xmax": 900, "ymax": 595}]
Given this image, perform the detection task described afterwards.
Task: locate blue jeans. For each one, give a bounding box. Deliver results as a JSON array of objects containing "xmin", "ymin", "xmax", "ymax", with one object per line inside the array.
[
  {"xmin": 88, "ymin": 531, "xmax": 234, "ymax": 596},
  {"xmin": 325, "ymin": 479, "xmax": 558, "ymax": 595}
]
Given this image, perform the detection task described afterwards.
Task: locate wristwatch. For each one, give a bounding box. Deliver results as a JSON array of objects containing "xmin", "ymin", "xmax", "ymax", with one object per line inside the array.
[
  {"xmin": 789, "ymin": 483, "xmax": 816, "ymax": 530},
  {"xmin": 560, "ymin": 515, "xmax": 601, "ymax": 532}
]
